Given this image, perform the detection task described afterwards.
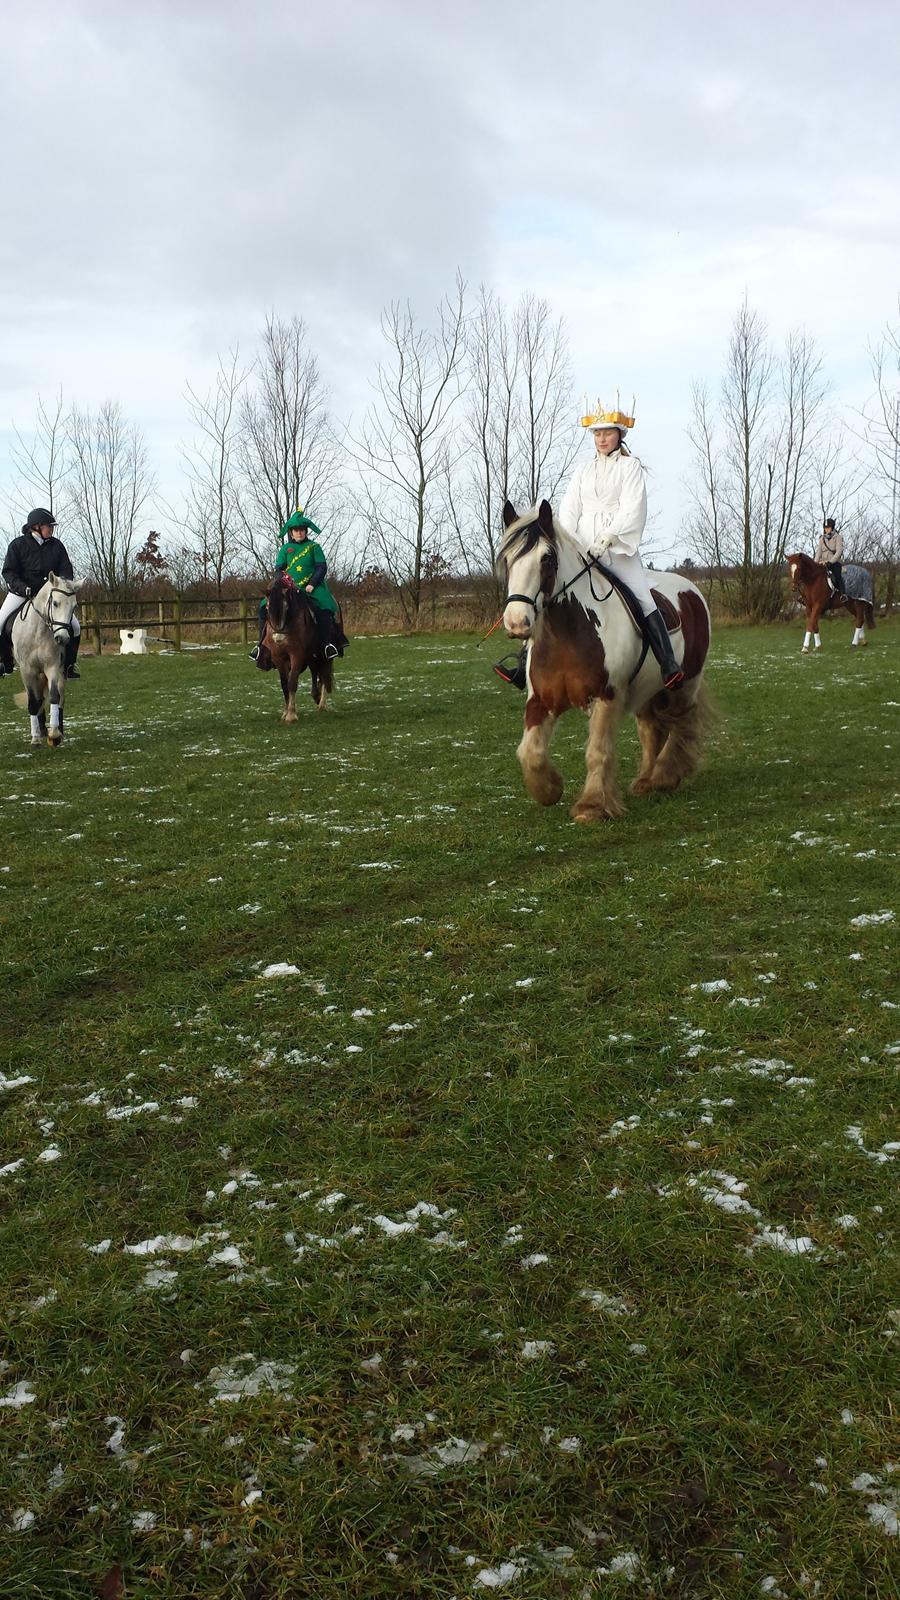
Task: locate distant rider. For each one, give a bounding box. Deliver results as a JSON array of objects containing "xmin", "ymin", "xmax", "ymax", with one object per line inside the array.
[
  {"xmin": 250, "ymin": 508, "xmax": 344, "ymax": 669},
  {"xmin": 1, "ymin": 509, "xmax": 81, "ymax": 678},
  {"xmin": 815, "ymin": 518, "xmax": 844, "ymax": 600}
]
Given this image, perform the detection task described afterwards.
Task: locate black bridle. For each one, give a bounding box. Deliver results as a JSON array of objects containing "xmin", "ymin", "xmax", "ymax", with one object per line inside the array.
[{"xmin": 503, "ymin": 534, "xmax": 614, "ymax": 619}]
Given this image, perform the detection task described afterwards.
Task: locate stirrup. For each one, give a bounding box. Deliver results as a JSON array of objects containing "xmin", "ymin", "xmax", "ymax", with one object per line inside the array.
[
  {"xmin": 323, "ymin": 643, "xmax": 339, "ymax": 660},
  {"xmin": 493, "ymin": 653, "xmax": 527, "ymax": 689},
  {"xmin": 249, "ymin": 644, "xmax": 260, "ymax": 660}
]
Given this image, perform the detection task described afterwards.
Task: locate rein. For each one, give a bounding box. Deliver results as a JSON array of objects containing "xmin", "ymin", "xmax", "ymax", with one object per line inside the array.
[{"xmin": 504, "ymin": 554, "xmax": 614, "ymax": 619}]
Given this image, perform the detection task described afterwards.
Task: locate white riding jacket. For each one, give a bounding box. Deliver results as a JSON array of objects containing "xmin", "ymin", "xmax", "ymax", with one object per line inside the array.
[{"xmin": 558, "ymin": 450, "xmax": 648, "ymax": 559}]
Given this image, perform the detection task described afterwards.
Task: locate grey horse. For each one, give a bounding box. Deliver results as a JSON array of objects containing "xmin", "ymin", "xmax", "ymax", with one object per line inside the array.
[{"xmin": 11, "ymin": 574, "xmax": 81, "ymax": 746}]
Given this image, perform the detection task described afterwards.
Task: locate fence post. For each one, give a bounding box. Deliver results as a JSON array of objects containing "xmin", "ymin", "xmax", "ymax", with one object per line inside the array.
[
  {"xmin": 158, "ymin": 598, "xmax": 165, "ymax": 635},
  {"xmin": 239, "ymin": 596, "xmax": 248, "ymax": 647},
  {"xmin": 174, "ymin": 594, "xmax": 182, "ymax": 652},
  {"xmin": 92, "ymin": 600, "xmax": 102, "ymax": 656}
]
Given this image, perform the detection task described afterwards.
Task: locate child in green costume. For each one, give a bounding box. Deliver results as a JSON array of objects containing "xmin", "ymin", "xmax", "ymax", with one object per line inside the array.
[{"xmin": 251, "ymin": 510, "xmax": 345, "ymax": 666}]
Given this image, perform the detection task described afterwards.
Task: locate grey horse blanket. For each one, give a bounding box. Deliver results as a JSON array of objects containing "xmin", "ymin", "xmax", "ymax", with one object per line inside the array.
[{"xmin": 835, "ymin": 563, "xmax": 874, "ymax": 604}]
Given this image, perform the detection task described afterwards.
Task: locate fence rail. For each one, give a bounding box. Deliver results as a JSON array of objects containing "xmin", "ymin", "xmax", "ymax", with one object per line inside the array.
[{"xmin": 83, "ymin": 596, "xmax": 251, "ymax": 653}]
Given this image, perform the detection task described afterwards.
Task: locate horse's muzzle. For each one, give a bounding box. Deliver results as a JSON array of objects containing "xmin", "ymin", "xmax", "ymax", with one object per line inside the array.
[{"xmin": 503, "ymin": 605, "xmax": 533, "ymax": 639}]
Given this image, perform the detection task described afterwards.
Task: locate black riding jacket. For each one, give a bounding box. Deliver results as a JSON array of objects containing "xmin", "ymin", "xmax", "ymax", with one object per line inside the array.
[{"xmin": 2, "ymin": 534, "xmax": 74, "ymax": 598}]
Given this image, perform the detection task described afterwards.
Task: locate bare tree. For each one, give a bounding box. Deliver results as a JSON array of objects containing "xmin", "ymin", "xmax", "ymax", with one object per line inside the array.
[
  {"xmin": 68, "ymin": 401, "xmax": 155, "ymax": 592},
  {"xmin": 514, "ymin": 293, "xmax": 578, "ymax": 506},
  {"xmin": 865, "ymin": 299, "xmax": 900, "ymax": 609},
  {"xmin": 237, "ymin": 315, "xmax": 341, "ymax": 575},
  {"xmin": 183, "ymin": 350, "xmax": 248, "ymax": 598},
  {"xmin": 350, "ymin": 276, "xmax": 467, "ymax": 625},
  {"xmin": 9, "ymin": 391, "xmax": 69, "ymax": 536},
  {"xmin": 446, "ymin": 286, "xmax": 577, "ymax": 599},
  {"xmin": 688, "ymin": 302, "xmax": 828, "ymax": 618}
]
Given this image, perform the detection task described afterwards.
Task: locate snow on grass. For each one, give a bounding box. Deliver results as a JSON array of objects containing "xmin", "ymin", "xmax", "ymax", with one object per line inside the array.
[
  {"xmin": 520, "ymin": 1253, "xmax": 550, "ymax": 1270},
  {"xmin": 11, "ymin": 1509, "xmax": 36, "ymax": 1532},
  {"xmin": 850, "ymin": 1465, "xmax": 899, "ymax": 1536},
  {"xmin": 845, "ymin": 1126, "xmax": 898, "ymax": 1164},
  {"xmin": 0, "ymin": 1381, "xmax": 36, "ymax": 1409},
  {"xmin": 36, "ymin": 1145, "xmax": 62, "ymax": 1162},
  {"xmin": 520, "ymin": 1340, "xmax": 555, "ymax": 1360},
  {"xmin": 849, "ymin": 911, "xmax": 894, "ymax": 928},
  {"xmin": 0, "ymin": 1074, "xmax": 33, "ymax": 1093},
  {"xmin": 690, "ymin": 979, "xmax": 731, "ymax": 994},
  {"xmin": 580, "ymin": 1289, "xmax": 633, "ymax": 1315},
  {"xmin": 106, "ymin": 1101, "xmax": 160, "ymax": 1120},
  {"xmin": 203, "ymin": 1355, "xmax": 297, "ymax": 1403},
  {"xmin": 260, "ymin": 963, "xmax": 301, "ymax": 978},
  {"xmin": 371, "ymin": 1214, "xmax": 418, "ymax": 1237}
]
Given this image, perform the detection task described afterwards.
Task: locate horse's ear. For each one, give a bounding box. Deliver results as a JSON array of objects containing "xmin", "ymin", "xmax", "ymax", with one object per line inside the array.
[
  {"xmin": 537, "ymin": 500, "xmax": 555, "ymax": 534},
  {"xmin": 502, "ymin": 500, "xmax": 518, "ymax": 529}
]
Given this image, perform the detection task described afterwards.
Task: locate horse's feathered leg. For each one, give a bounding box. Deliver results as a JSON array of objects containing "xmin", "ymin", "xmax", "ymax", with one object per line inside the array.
[
  {"xmin": 631, "ymin": 712, "xmax": 666, "ymax": 795},
  {"xmin": 516, "ymin": 696, "xmax": 563, "ymax": 806},
  {"xmin": 571, "ymin": 697, "xmax": 626, "ymax": 822}
]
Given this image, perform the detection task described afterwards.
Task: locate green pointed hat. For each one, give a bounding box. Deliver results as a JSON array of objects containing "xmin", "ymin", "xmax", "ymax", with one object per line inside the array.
[{"xmin": 279, "ymin": 506, "xmax": 322, "ymax": 542}]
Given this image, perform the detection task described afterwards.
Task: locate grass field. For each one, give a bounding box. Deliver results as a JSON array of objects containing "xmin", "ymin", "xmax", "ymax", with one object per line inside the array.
[{"xmin": 1, "ymin": 620, "xmax": 898, "ymax": 1599}]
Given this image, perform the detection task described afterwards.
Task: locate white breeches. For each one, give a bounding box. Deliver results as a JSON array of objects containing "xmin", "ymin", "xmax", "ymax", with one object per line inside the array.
[
  {"xmin": 600, "ymin": 551, "xmax": 657, "ymax": 616},
  {"xmin": 0, "ymin": 591, "xmax": 80, "ymax": 636}
]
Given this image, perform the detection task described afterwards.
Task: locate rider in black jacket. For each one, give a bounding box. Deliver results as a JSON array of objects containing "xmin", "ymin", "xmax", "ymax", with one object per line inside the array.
[{"xmin": 0, "ymin": 509, "xmax": 81, "ymax": 677}]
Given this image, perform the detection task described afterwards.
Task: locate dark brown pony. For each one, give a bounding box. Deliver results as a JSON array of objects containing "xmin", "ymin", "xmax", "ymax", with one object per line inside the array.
[
  {"xmin": 787, "ymin": 552, "xmax": 875, "ymax": 652},
  {"xmin": 264, "ymin": 574, "xmax": 334, "ymax": 720}
]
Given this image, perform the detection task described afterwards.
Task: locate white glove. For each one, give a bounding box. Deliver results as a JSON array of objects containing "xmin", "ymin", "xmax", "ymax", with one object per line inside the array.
[{"xmin": 591, "ymin": 541, "xmax": 610, "ymax": 560}]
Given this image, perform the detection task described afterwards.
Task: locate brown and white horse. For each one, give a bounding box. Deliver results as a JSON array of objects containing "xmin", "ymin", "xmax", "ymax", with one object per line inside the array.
[
  {"xmin": 787, "ymin": 551, "xmax": 876, "ymax": 651},
  {"xmin": 264, "ymin": 574, "xmax": 334, "ymax": 721},
  {"xmin": 499, "ymin": 501, "xmax": 712, "ymax": 822}
]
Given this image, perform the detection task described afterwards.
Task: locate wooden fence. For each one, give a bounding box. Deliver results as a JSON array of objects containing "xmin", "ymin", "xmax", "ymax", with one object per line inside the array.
[{"xmin": 82, "ymin": 596, "xmax": 251, "ymax": 653}]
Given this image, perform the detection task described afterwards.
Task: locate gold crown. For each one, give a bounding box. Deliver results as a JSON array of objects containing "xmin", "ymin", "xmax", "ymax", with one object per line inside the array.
[{"xmin": 580, "ymin": 394, "xmax": 635, "ymax": 430}]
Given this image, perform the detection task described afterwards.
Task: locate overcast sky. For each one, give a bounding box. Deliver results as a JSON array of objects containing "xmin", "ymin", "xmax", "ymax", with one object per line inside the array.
[{"xmin": 2, "ymin": 0, "xmax": 898, "ymax": 561}]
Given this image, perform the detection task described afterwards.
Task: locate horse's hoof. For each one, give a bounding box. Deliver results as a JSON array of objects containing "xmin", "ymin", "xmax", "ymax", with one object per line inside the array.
[
  {"xmin": 630, "ymin": 776, "xmax": 653, "ymax": 796},
  {"xmin": 524, "ymin": 771, "xmax": 564, "ymax": 807},
  {"xmin": 283, "ymin": 712, "xmax": 298, "ymax": 725},
  {"xmin": 31, "ymin": 737, "xmax": 43, "ymax": 748},
  {"xmin": 47, "ymin": 733, "xmax": 62, "ymax": 748},
  {"xmin": 570, "ymin": 799, "xmax": 624, "ymax": 824}
]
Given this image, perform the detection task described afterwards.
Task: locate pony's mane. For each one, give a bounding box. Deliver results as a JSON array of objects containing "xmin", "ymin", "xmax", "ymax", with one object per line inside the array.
[{"xmin": 497, "ymin": 510, "xmax": 559, "ymax": 572}]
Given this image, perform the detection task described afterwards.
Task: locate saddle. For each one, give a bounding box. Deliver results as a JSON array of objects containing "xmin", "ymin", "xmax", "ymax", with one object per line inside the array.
[{"xmin": 1, "ymin": 603, "xmax": 27, "ymax": 640}]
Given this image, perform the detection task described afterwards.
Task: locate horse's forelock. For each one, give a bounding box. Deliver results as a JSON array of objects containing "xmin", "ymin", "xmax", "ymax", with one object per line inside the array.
[{"xmin": 497, "ymin": 512, "xmax": 557, "ymax": 575}]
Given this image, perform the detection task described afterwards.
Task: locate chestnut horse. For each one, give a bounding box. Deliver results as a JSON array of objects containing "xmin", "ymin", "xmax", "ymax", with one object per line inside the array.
[
  {"xmin": 499, "ymin": 500, "xmax": 712, "ymax": 822},
  {"xmin": 787, "ymin": 552, "xmax": 875, "ymax": 651},
  {"xmin": 264, "ymin": 573, "xmax": 334, "ymax": 720}
]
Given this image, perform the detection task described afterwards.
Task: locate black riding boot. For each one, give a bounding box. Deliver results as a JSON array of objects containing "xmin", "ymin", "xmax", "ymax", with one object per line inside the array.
[
  {"xmin": 64, "ymin": 632, "xmax": 81, "ymax": 678},
  {"xmin": 250, "ymin": 604, "xmax": 273, "ymax": 669},
  {"xmin": 644, "ymin": 610, "xmax": 684, "ymax": 690},
  {"xmin": 0, "ymin": 631, "xmax": 13, "ymax": 677},
  {"xmin": 493, "ymin": 648, "xmax": 528, "ymax": 690},
  {"xmin": 315, "ymin": 609, "xmax": 339, "ymax": 661}
]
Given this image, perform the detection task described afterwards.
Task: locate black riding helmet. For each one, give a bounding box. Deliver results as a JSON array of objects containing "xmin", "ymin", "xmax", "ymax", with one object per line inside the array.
[{"xmin": 24, "ymin": 508, "xmax": 56, "ymax": 530}]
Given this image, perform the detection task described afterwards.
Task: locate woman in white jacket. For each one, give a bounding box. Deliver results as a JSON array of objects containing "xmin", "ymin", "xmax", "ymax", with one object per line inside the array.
[{"xmin": 495, "ymin": 404, "xmax": 684, "ymax": 690}]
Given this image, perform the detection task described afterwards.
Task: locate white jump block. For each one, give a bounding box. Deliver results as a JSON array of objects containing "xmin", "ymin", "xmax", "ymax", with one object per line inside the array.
[{"xmin": 120, "ymin": 628, "xmax": 149, "ymax": 655}]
